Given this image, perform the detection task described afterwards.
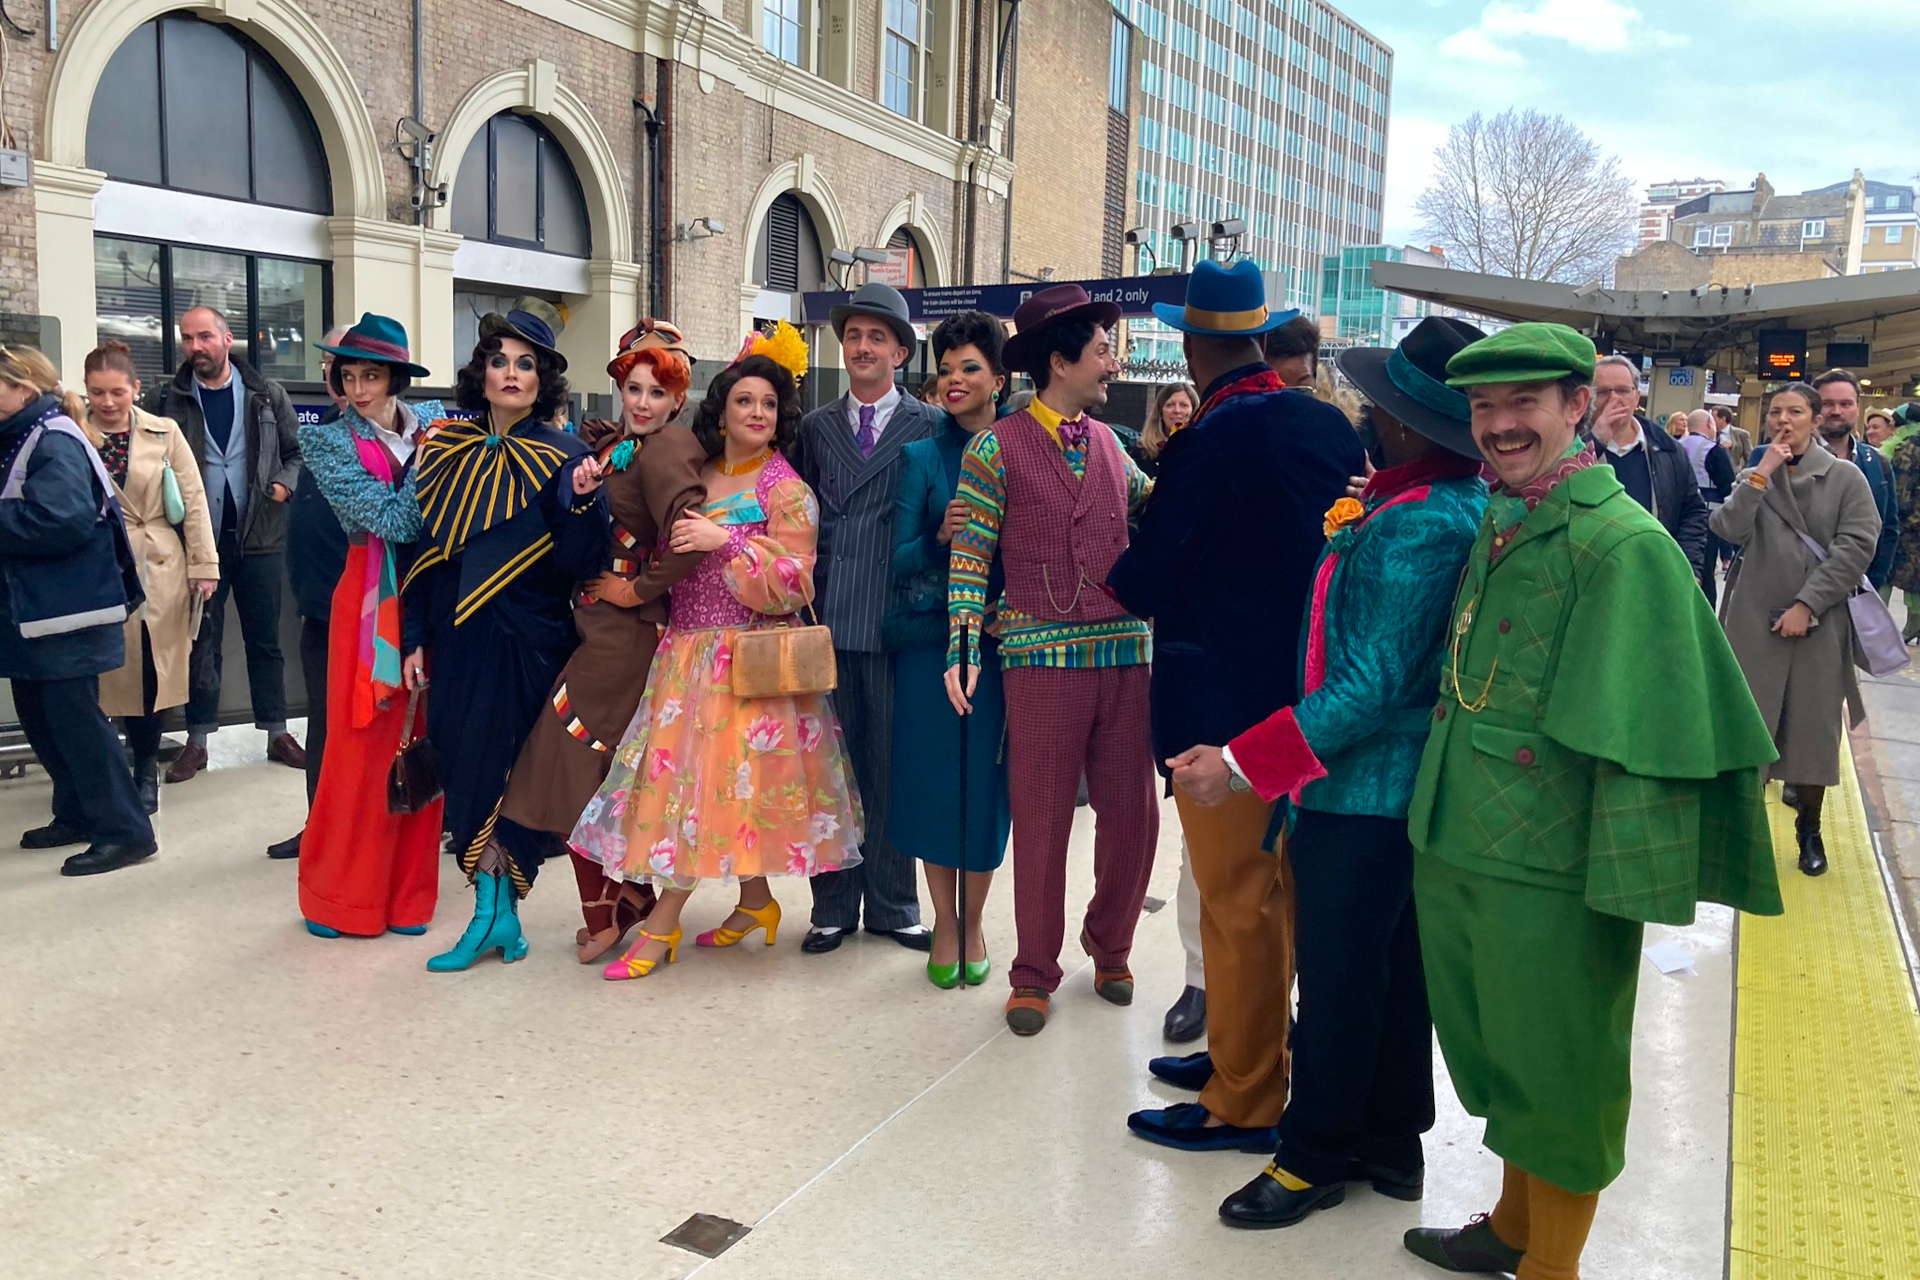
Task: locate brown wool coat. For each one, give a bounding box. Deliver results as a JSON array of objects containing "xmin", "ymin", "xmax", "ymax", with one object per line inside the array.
[
  {"xmin": 1713, "ymin": 445, "xmax": 1880, "ymax": 786},
  {"xmin": 97, "ymin": 408, "xmax": 220, "ymax": 718}
]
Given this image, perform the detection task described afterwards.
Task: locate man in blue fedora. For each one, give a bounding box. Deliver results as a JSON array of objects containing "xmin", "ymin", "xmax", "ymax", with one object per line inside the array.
[{"xmin": 1109, "ymin": 258, "xmax": 1365, "ymax": 1153}]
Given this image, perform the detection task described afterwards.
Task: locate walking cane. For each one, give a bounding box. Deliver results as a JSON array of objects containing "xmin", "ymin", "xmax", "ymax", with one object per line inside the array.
[{"xmin": 955, "ymin": 615, "xmax": 970, "ymax": 993}]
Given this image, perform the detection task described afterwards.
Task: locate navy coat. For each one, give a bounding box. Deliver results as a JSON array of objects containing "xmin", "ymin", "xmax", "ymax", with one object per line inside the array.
[{"xmin": 1108, "ymin": 366, "xmax": 1365, "ymax": 765}]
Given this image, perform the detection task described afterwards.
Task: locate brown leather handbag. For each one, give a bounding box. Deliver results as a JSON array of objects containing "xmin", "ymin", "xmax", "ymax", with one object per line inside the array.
[
  {"xmin": 387, "ymin": 686, "xmax": 443, "ymax": 815},
  {"xmin": 730, "ymin": 607, "xmax": 837, "ymax": 698}
]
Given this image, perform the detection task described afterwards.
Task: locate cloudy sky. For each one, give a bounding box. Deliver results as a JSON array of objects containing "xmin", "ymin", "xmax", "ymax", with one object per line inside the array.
[{"xmin": 1331, "ymin": 0, "xmax": 1920, "ymax": 246}]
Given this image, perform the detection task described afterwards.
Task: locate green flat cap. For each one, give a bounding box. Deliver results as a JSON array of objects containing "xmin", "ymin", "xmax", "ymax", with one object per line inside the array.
[{"xmin": 1445, "ymin": 322, "xmax": 1597, "ymax": 387}]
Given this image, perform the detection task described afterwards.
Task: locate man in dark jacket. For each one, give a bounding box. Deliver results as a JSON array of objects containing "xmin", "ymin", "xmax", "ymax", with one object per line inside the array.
[
  {"xmin": 150, "ymin": 305, "xmax": 305, "ymax": 783},
  {"xmin": 266, "ymin": 330, "xmax": 352, "ymax": 860},
  {"xmin": 0, "ymin": 377, "xmax": 155, "ymax": 875},
  {"xmin": 1814, "ymin": 368, "xmax": 1897, "ymax": 590},
  {"xmin": 1110, "ymin": 260, "xmax": 1366, "ymax": 1153},
  {"xmin": 1588, "ymin": 355, "xmax": 1709, "ymax": 579}
]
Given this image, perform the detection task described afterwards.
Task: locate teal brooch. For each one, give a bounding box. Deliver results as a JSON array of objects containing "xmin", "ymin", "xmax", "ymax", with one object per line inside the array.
[{"xmin": 609, "ymin": 438, "xmax": 639, "ymax": 472}]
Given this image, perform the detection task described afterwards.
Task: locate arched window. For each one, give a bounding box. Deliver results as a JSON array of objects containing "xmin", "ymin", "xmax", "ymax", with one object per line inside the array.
[
  {"xmin": 754, "ymin": 193, "xmax": 825, "ymax": 295},
  {"xmin": 86, "ymin": 13, "xmax": 330, "ymax": 213},
  {"xmin": 880, "ymin": 226, "xmax": 928, "ymax": 288},
  {"xmin": 451, "ymin": 113, "xmax": 592, "ymax": 258}
]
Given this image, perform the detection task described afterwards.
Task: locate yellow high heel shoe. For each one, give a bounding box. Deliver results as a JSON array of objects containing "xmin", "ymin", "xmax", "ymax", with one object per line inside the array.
[
  {"xmin": 696, "ymin": 899, "xmax": 781, "ymax": 948},
  {"xmin": 602, "ymin": 927, "xmax": 681, "ymax": 980}
]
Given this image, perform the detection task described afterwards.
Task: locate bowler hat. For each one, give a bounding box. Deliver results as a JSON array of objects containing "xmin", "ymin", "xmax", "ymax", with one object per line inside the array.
[
  {"xmin": 1151, "ymin": 259, "xmax": 1298, "ymax": 337},
  {"xmin": 315, "ymin": 312, "xmax": 431, "ymax": 379},
  {"xmin": 479, "ymin": 296, "xmax": 569, "ymax": 372},
  {"xmin": 1337, "ymin": 317, "xmax": 1486, "ymax": 460},
  {"xmin": 1000, "ymin": 284, "xmax": 1123, "ymax": 374},
  {"xmin": 829, "ymin": 281, "xmax": 917, "ymax": 350}
]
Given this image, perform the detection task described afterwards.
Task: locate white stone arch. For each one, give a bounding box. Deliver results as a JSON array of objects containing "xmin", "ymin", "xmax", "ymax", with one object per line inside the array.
[
  {"xmin": 427, "ymin": 60, "xmax": 634, "ymax": 264},
  {"xmin": 742, "ymin": 154, "xmax": 852, "ymax": 287},
  {"xmin": 874, "ymin": 193, "xmax": 949, "ymax": 288},
  {"xmin": 42, "ymin": 0, "xmax": 386, "ymax": 220}
]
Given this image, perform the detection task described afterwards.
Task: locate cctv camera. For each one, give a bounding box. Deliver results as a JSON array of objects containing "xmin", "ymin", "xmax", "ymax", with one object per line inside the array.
[
  {"xmin": 702, "ymin": 218, "xmax": 726, "ymax": 236},
  {"xmin": 399, "ymin": 117, "xmax": 435, "ymax": 144}
]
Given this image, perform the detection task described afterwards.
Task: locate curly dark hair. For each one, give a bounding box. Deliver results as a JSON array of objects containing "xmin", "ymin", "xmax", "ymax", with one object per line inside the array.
[
  {"xmin": 931, "ymin": 310, "xmax": 1007, "ymax": 373},
  {"xmin": 454, "ymin": 335, "xmax": 570, "ymax": 426},
  {"xmin": 693, "ymin": 354, "xmax": 802, "ymax": 459}
]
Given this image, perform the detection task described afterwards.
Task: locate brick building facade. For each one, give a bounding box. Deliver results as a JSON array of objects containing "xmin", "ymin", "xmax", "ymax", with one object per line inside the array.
[{"xmin": 1, "ymin": 0, "xmax": 1021, "ymax": 396}]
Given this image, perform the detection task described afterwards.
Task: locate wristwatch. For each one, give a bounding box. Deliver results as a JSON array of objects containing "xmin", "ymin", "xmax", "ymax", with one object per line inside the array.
[{"xmin": 1227, "ymin": 766, "xmax": 1252, "ymax": 794}]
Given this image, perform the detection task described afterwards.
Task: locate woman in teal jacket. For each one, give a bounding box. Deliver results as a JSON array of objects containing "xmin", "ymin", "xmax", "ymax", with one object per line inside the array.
[
  {"xmin": 1172, "ymin": 318, "xmax": 1491, "ymax": 1230},
  {"xmin": 884, "ymin": 311, "xmax": 1012, "ymax": 988}
]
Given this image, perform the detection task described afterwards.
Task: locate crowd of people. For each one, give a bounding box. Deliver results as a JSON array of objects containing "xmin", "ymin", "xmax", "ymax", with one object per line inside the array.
[{"xmin": 6, "ymin": 248, "xmax": 1918, "ymax": 1277}]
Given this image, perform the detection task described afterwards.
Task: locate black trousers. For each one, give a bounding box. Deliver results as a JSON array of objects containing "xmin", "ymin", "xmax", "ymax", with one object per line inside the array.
[
  {"xmin": 809, "ymin": 650, "xmax": 921, "ymax": 932},
  {"xmin": 15, "ymin": 674, "xmax": 152, "ymax": 846},
  {"xmin": 299, "ymin": 615, "xmax": 328, "ymax": 807},
  {"xmin": 120, "ymin": 627, "xmax": 164, "ymax": 764},
  {"xmin": 185, "ymin": 535, "xmax": 288, "ymax": 732},
  {"xmin": 1274, "ymin": 808, "xmax": 1434, "ymax": 1185}
]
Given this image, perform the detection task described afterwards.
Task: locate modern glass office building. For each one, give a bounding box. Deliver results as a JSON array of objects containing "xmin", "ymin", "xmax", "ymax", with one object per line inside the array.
[
  {"xmin": 1112, "ymin": 0, "xmax": 1391, "ymax": 367},
  {"xmin": 1320, "ymin": 243, "xmax": 1443, "ymax": 348}
]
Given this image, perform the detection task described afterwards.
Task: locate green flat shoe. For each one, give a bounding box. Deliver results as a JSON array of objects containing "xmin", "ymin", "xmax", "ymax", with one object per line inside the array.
[
  {"xmin": 963, "ymin": 953, "xmax": 991, "ymax": 986},
  {"xmin": 926, "ymin": 959, "xmax": 962, "ymax": 989}
]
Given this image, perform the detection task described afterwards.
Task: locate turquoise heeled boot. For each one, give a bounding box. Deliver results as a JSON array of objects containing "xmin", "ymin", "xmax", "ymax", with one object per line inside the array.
[{"xmin": 426, "ymin": 872, "xmax": 528, "ymax": 972}]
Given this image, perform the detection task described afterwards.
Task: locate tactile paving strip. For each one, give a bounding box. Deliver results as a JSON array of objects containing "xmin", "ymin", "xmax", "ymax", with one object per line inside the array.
[{"xmin": 1731, "ymin": 752, "xmax": 1920, "ymax": 1279}]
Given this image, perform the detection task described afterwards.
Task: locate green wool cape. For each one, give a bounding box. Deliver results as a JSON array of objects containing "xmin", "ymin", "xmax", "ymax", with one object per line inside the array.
[{"xmin": 1408, "ymin": 463, "xmax": 1784, "ymax": 926}]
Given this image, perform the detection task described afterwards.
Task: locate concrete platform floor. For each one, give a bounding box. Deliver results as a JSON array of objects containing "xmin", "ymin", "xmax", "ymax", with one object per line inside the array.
[{"xmin": 2, "ymin": 749, "xmax": 1735, "ymax": 1279}]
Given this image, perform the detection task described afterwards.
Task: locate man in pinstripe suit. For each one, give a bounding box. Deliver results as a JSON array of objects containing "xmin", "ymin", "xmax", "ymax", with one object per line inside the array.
[{"xmin": 790, "ymin": 282, "xmax": 935, "ymax": 953}]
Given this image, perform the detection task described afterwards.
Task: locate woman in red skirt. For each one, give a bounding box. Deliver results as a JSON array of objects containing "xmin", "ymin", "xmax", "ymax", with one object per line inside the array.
[{"xmin": 296, "ymin": 314, "xmax": 446, "ymax": 938}]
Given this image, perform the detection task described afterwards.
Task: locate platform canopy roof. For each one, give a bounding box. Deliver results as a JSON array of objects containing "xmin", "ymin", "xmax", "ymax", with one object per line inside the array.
[{"xmin": 1370, "ymin": 261, "xmax": 1920, "ymax": 391}]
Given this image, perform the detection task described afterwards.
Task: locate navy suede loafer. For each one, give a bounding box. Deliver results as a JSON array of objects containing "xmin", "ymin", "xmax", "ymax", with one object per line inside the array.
[
  {"xmin": 1127, "ymin": 1102, "xmax": 1278, "ymax": 1153},
  {"xmin": 1147, "ymin": 1050, "xmax": 1215, "ymax": 1092}
]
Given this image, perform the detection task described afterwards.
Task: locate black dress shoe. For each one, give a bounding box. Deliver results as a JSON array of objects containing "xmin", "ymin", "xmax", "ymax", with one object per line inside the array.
[
  {"xmin": 1403, "ymin": 1215, "xmax": 1525, "ymax": 1274},
  {"xmin": 801, "ymin": 927, "xmax": 846, "ymax": 954},
  {"xmin": 1348, "ymin": 1157, "xmax": 1424, "ymax": 1201},
  {"xmin": 1147, "ymin": 1049, "xmax": 1214, "ymax": 1091},
  {"xmin": 1797, "ymin": 826, "xmax": 1828, "ymax": 876},
  {"xmin": 1163, "ymin": 984, "xmax": 1207, "ymax": 1043},
  {"xmin": 21, "ymin": 820, "xmax": 86, "ymax": 850},
  {"xmin": 1219, "ymin": 1166, "xmax": 1346, "ymax": 1229},
  {"xmin": 867, "ymin": 925, "xmax": 934, "ymax": 951},
  {"xmin": 60, "ymin": 840, "xmax": 158, "ymax": 877},
  {"xmin": 267, "ymin": 831, "xmax": 304, "ymax": 860}
]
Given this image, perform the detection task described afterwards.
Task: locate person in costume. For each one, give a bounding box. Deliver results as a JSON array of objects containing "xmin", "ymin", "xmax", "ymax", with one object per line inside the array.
[
  {"xmin": 497, "ymin": 319, "xmax": 709, "ymax": 962},
  {"xmin": 1401, "ymin": 323, "xmax": 1781, "ymax": 1280},
  {"xmin": 295, "ymin": 314, "xmax": 446, "ymax": 939},
  {"xmin": 1108, "ymin": 259, "xmax": 1365, "ymax": 1153},
  {"xmin": 790, "ymin": 281, "xmax": 935, "ymax": 955},
  {"xmin": 1713, "ymin": 381, "xmax": 1879, "ymax": 878},
  {"xmin": 1167, "ymin": 316, "xmax": 1488, "ymax": 1225},
  {"xmin": 571, "ymin": 329, "xmax": 863, "ymax": 981},
  {"xmin": 81, "ymin": 339, "xmax": 218, "ymax": 816},
  {"xmin": 885, "ymin": 310, "xmax": 1013, "ymax": 989},
  {"xmin": 946, "ymin": 284, "xmax": 1158, "ymax": 1036},
  {"xmin": 400, "ymin": 298, "xmax": 611, "ymax": 972}
]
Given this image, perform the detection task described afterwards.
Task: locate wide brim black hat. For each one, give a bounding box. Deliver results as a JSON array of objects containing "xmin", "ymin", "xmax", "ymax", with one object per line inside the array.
[{"xmin": 1337, "ymin": 316, "xmax": 1487, "ymax": 460}]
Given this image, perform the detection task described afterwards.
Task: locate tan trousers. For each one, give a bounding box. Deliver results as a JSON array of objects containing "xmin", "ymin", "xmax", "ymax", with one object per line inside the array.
[{"xmin": 1175, "ymin": 788, "xmax": 1294, "ymax": 1129}]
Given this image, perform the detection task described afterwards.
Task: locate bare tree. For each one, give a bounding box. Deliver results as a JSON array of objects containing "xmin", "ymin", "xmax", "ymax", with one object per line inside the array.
[{"xmin": 1416, "ymin": 109, "xmax": 1637, "ymax": 284}]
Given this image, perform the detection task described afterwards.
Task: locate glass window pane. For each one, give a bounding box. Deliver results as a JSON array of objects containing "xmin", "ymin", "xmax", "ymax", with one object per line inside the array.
[
  {"xmin": 539, "ymin": 139, "xmax": 591, "ymax": 258},
  {"xmin": 87, "ymin": 22, "xmax": 164, "ymax": 184},
  {"xmin": 160, "ymin": 16, "xmax": 252, "ymax": 201},
  {"xmin": 170, "ymin": 247, "xmax": 249, "ymax": 341},
  {"xmin": 248, "ymin": 54, "xmax": 330, "ymax": 212},
  {"xmin": 255, "ymin": 257, "xmax": 327, "ymax": 384},
  {"xmin": 93, "ymin": 237, "xmax": 168, "ymax": 386},
  {"xmin": 451, "ymin": 123, "xmax": 490, "ymax": 241},
  {"xmin": 491, "ymin": 115, "xmax": 541, "ymax": 245}
]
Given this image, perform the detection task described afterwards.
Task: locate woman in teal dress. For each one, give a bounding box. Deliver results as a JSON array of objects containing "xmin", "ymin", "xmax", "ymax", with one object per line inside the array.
[{"xmin": 885, "ymin": 311, "xmax": 1013, "ymax": 988}]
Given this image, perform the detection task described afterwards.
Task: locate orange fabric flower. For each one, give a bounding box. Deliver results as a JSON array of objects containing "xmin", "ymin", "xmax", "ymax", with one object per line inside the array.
[{"xmin": 1323, "ymin": 497, "xmax": 1365, "ymax": 539}]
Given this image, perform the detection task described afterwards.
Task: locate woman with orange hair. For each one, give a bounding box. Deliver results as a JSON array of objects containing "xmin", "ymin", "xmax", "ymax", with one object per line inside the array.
[{"xmin": 496, "ymin": 320, "xmax": 710, "ymax": 962}]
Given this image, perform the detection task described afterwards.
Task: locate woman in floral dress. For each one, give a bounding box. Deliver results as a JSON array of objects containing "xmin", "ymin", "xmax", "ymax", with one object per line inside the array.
[{"xmin": 571, "ymin": 338, "xmax": 863, "ymax": 980}]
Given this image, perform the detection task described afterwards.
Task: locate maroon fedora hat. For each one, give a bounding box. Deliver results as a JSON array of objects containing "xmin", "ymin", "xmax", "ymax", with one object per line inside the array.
[{"xmin": 1001, "ymin": 284, "xmax": 1123, "ymax": 374}]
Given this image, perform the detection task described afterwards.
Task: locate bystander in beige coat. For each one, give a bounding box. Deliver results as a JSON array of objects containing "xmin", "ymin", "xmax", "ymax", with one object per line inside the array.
[{"xmin": 94, "ymin": 407, "xmax": 219, "ymax": 716}]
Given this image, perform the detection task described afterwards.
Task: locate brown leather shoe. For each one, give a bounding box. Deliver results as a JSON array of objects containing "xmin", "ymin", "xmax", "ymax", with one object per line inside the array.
[
  {"xmin": 1006, "ymin": 988, "xmax": 1051, "ymax": 1036},
  {"xmin": 267, "ymin": 733, "xmax": 307, "ymax": 770},
  {"xmin": 164, "ymin": 742, "xmax": 207, "ymax": 784},
  {"xmin": 1093, "ymin": 967, "xmax": 1135, "ymax": 1006}
]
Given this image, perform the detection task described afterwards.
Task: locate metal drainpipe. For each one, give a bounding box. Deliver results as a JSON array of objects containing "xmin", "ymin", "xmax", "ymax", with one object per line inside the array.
[
  {"xmin": 635, "ymin": 94, "xmax": 666, "ymax": 321},
  {"xmin": 45, "ymin": 1, "xmax": 57, "ymax": 53},
  {"xmin": 411, "ymin": 0, "xmax": 425, "ymax": 224},
  {"xmin": 998, "ymin": 1, "xmax": 1021, "ymax": 285}
]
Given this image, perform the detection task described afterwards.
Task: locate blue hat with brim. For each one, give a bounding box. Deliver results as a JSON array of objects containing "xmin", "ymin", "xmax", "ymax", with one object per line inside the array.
[
  {"xmin": 315, "ymin": 312, "xmax": 431, "ymax": 379},
  {"xmin": 1151, "ymin": 258, "xmax": 1300, "ymax": 337}
]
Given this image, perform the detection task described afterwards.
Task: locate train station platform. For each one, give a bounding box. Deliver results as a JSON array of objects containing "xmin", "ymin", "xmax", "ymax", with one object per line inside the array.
[{"xmin": 2, "ymin": 702, "xmax": 1916, "ymax": 1278}]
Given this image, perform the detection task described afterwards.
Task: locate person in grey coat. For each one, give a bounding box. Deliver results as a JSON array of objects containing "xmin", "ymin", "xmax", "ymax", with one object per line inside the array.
[
  {"xmin": 787, "ymin": 282, "xmax": 936, "ymax": 953},
  {"xmin": 1714, "ymin": 382, "xmax": 1880, "ymax": 878}
]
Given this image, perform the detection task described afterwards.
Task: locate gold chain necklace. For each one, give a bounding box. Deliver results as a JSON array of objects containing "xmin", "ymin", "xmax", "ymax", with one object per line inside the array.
[
  {"xmin": 1449, "ymin": 593, "xmax": 1499, "ymax": 713},
  {"xmin": 715, "ymin": 448, "xmax": 772, "ymax": 476}
]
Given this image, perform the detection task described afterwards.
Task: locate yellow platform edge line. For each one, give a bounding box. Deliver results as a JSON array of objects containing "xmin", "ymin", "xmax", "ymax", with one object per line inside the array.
[{"xmin": 1730, "ymin": 743, "xmax": 1920, "ymax": 1280}]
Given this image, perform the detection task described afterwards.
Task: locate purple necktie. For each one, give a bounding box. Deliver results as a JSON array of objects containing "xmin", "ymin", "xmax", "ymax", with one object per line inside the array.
[{"xmin": 855, "ymin": 403, "xmax": 877, "ymax": 457}]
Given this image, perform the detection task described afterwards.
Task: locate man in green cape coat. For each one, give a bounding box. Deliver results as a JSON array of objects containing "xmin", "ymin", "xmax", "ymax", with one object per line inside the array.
[{"xmin": 1401, "ymin": 323, "xmax": 1782, "ymax": 1280}]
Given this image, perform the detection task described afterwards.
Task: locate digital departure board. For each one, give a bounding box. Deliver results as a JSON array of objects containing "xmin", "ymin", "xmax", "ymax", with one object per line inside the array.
[{"xmin": 1758, "ymin": 329, "xmax": 1807, "ymax": 381}]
